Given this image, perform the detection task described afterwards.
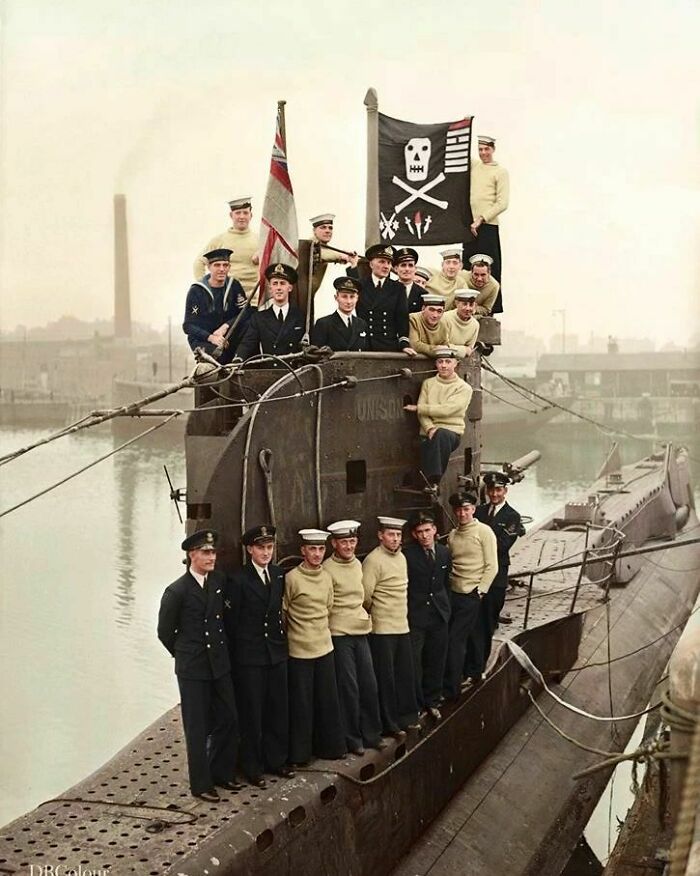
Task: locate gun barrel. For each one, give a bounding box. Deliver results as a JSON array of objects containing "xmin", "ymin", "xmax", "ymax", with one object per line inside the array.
[{"xmin": 507, "ymin": 450, "xmax": 541, "ymax": 473}]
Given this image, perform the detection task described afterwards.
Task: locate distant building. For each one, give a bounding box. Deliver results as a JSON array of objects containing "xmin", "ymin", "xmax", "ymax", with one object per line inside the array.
[{"xmin": 536, "ymin": 351, "xmax": 700, "ymax": 398}]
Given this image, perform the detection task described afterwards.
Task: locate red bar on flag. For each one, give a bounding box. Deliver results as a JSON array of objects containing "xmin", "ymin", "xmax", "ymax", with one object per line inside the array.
[{"xmin": 258, "ymin": 102, "xmax": 298, "ymax": 304}]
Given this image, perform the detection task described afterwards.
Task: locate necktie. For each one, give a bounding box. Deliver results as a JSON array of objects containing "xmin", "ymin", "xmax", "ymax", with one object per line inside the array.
[
  {"xmin": 348, "ymin": 316, "xmax": 354, "ymax": 329},
  {"xmin": 489, "ymin": 505, "xmax": 496, "ymax": 518},
  {"xmin": 203, "ymin": 575, "xmax": 208, "ymax": 592},
  {"xmin": 263, "ymin": 568, "xmax": 271, "ymax": 587},
  {"xmin": 426, "ymin": 548, "xmax": 435, "ymax": 563},
  {"xmin": 277, "ymin": 309, "xmax": 284, "ymax": 324}
]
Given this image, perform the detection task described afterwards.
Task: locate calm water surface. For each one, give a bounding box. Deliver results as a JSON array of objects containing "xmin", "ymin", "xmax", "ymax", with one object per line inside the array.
[{"xmin": 0, "ymin": 420, "xmax": 695, "ymax": 859}]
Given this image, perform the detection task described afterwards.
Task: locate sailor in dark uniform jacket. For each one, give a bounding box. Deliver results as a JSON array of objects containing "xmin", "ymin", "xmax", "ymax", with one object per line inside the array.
[
  {"xmin": 182, "ymin": 248, "xmax": 250, "ymax": 363},
  {"xmin": 236, "ymin": 263, "xmax": 306, "ymax": 361},
  {"xmin": 347, "ymin": 244, "xmax": 415, "ymax": 354},
  {"xmin": 157, "ymin": 530, "xmax": 241, "ymax": 801},
  {"xmin": 223, "ymin": 525, "xmax": 293, "ymax": 788},
  {"xmin": 467, "ymin": 472, "xmax": 525, "ymax": 674},
  {"xmin": 311, "ymin": 276, "xmax": 369, "ymax": 351},
  {"xmin": 403, "ymin": 511, "xmax": 451, "ymax": 717},
  {"xmin": 392, "ymin": 247, "xmax": 424, "ymax": 314}
]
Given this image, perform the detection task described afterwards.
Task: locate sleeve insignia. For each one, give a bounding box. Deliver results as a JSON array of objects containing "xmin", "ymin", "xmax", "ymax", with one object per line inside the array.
[{"xmin": 191, "ymin": 305, "xmax": 199, "ymax": 315}]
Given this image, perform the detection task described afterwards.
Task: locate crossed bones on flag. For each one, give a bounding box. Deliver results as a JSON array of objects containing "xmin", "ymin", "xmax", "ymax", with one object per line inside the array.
[{"xmin": 392, "ymin": 172, "xmax": 448, "ymax": 214}]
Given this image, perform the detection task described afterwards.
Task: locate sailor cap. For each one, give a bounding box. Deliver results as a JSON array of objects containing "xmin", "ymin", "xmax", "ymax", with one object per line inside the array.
[
  {"xmin": 228, "ymin": 197, "xmax": 252, "ymax": 210},
  {"xmin": 242, "ymin": 524, "xmax": 276, "ymax": 546},
  {"xmin": 203, "ymin": 248, "xmax": 233, "ymax": 262},
  {"xmin": 393, "ymin": 247, "xmax": 418, "ymax": 265},
  {"xmin": 448, "ymin": 492, "xmax": 478, "ymax": 508},
  {"xmin": 327, "ymin": 519, "xmax": 361, "ymax": 537},
  {"xmin": 264, "ymin": 262, "xmax": 298, "ymax": 284},
  {"xmin": 440, "ymin": 247, "xmax": 463, "ymax": 260},
  {"xmin": 377, "ymin": 516, "xmax": 407, "ymax": 530},
  {"xmin": 433, "ymin": 346, "xmax": 458, "ymax": 359},
  {"xmin": 182, "ymin": 529, "xmax": 218, "ymax": 551},
  {"xmin": 299, "ymin": 528, "xmax": 330, "ymax": 545},
  {"xmin": 469, "ymin": 253, "xmax": 493, "ymax": 267},
  {"xmin": 334, "ymin": 276, "xmax": 361, "ymax": 294},
  {"xmin": 454, "ymin": 288, "xmax": 478, "ymax": 300},
  {"xmin": 409, "ymin": 510, "xmax": 435, "ymax": 528},
  {"xmin": 415, "ymin": 266, "xmax": 432, "ymax": 281},
  {"xmin": 366, "ymin": 244, "xmax": 395, "ymax": 261},
  {"xmin": 477, "ymin": 135, "xmax": 496, "ymax": 146},
  {"xmin": 421, "ymin": 293, "xmax": 446, "ymax": 307},
  {"xmin": 310, "ymin": 213, "xmax": 335, "ymax": 227}
]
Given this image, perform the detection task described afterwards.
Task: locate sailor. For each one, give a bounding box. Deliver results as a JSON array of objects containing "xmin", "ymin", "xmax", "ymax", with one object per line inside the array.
[
  {"xmin": 472, "ymin": 473, "xmax": 525, "ymax": 669},
  {"xmin": 157, "ymin": 530, "xmax": 241, "ymax": 801},
  {"xmin": 413, "ymin": 266, "xmax": 432, "ymax": 289},
  {"xmin": 284, "ymin": 529, "xmax": 346, "ymax": 764},
  {"xmin": 193, "ymin": 197, "xmax": 260, "ymax": 299},
  {"xmin": 443, "ymin": 493, "xmax": 498, "ymax": 700},
  {"xmin": 347, "ymin": 244, "xmax": 416, "ymax": 355},
  {"xmin": 223, "ymin": 525, "xmax": 293, "ymax": 789},
  {"xmin": 182, "ymin": 248, "xmax": 251, "ymax": 363},
  {"xmin": 323, "ymin": 520, "xmax": 386, "ymax": 754},
  {"xmin": 311, "ymin": 277, "xmax": 369, "ymax": 351},
  {"xmin": 425, "ymin": 248, "xmax": 468, "ymax": 308},
  {"xmin": 403, "ymin": 347, "xmax": 473, "ymax": 489},
  {"xmin": 236, "ymin": 263, "xmax": 306, "ymax": 361},
  {"xmin": 408, "ymin": 294, "xmax": 451, "ymax": 357},
  {"xmin": 403, "ymin": 511, "xmax": 451, "ymax": 720},
  {"xmin": 459, "ymin": 254, "xmax": 500, "ymax": 317},
  {"xmin": 442, "ymin": 289, "xmax": 480, "ymax": 358},
  {"xmin": 310, "ymin": 214, "xmax": 354, "ymax": 264},
  {"xmin": 392, "ymin": 247, "xmax": 424, "ymax": 313},
  {"xmin": 362, "ymin": 517, "xmax": 419, "ymax": 737},
  {"xmin": 463, "ymin": 137, "xmax": 509, "ymax": 312}
]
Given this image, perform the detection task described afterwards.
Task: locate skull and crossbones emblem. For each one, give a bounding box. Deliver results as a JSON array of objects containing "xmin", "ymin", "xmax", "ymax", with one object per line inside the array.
[{"xmin": 392, "ymin": 137, "xmax": 448, "ymax": 214}]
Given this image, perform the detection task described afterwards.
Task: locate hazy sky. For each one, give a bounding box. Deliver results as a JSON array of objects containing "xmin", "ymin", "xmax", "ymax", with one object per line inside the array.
[{"xmin": 1, "ymin": 0, "xmax": 698, "ymax": 345}]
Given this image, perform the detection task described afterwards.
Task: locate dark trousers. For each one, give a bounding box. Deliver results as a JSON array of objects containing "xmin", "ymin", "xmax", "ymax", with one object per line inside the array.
[
  {"xmin": 234, "ymin": 661, "xmax": 289, "ymax": 781},
  {"xmin": 332, "ymin": 634, "xmax": 383, "ymax": 749},
  {"xmin": 177, "ymin": 674, "xmax": 238, "ymax": 795},
  {"xmin": 410, "ymin": 617, "xmax": 449, "ymax": 708},
  {"xmin": 288, "ymin": 652, "xmax": 346, "ymax": 763},
  {"xmin": 420, "ymin": 429, "xmax": 461, "ymax": 481},
  {"xmin": 443, "ymin": 591, "xmax": 482, "ymax": 698},
  {"xmin": 369, "ymin": 633, "xmax": 419, "ymax": 733},
  {"xmin": 463, "ymin": 584, "xmax": 508, "ymax": 676},
  {"xmin": 463, "ymin": 223, "xmax": 503, "ymax": 312}
]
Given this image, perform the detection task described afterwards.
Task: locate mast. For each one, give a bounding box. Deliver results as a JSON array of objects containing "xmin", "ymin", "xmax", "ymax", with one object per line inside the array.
[{"xmin": 364, "ymin": 88, "xmax": 379, "ymax": 250}]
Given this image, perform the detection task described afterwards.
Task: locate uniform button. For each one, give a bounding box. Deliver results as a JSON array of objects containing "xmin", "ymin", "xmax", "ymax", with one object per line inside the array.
[
  {"xmin": 205, "ymin": 631, "xmax": 209, "ymax": 636},
  {"xmin": 264, "ymin": 634, "xmax": 268, "ymax": 638},
  {"xmin": 264, "ymin": 622, "xmax": 268, "ymax": 627},
  {"xmin": 207, "ymin": 644, "xmax": 211, "ymax": 649},
  {"xmin": 216, "ymin": 614, "xmax": 220, "ymax": 619}
]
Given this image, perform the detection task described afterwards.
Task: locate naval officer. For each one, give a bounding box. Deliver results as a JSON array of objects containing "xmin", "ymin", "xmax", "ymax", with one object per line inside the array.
[
  {"xmin": 157, "ymin": 530, "xmax": 241, "ymax": 801},
  {"xmin": 347, "ymin": 244, "xmax": 416, "ymax": 354},
  {"xmin": 404, "ymin": 511, "xmax": 451, "ymax": 719},
  {"xmin": 311, "ymin": 277, "xmax": 369, "ymax": 351},
  {"xmin": 392, "ymin": 247, "xmax": 424, "ymax": 313},
  {"xmin": 236, "ymin": 263, "xmax": 306, "ymax": 361},
  {"xmin": 223, "ymin": 525, "xmax": 293, "ymax": 789}
]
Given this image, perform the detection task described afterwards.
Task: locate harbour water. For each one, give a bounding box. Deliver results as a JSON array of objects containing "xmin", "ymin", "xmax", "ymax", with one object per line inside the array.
[{"xmin": 0, "ymin": 420, "xmax": 696, "ymax": 862}]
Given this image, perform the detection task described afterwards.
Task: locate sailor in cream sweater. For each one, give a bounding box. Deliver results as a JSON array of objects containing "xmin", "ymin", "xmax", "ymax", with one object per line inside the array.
[
  {"xmin": 408, "ymin": 294, "xmax": 451, "ymax": 356},
  {"xmin": 194, "ymin": 197, "xmax": 260, "ymax": 301},
  {"xmin": 362, "ymin": 517, "xmax": 419, "ymax": 736},
  {"xmin": 403, "ymin": 347, "xmax": 473, "ymax": 488},
  {"xmin": 443, "ymin": 493, "xmax": 498, "ymax": 699},
  {"xmin": 323, "ymin": 520, "xmax": 385, "ymax": 754},
  {"xmin": 441, "ymin": 290, "xmax": 480, "ymax": 358},
  {"xmin": 425, "ymin": 247, "xmax": 468, "ymax": 308},
  {"xmin": 459, "ymin": 254, "xmax": 501, "ymax": 317},
  {"xmin": 284, "ymin": 529, "xmax": 346, "ymax": 764},
  {"xmin": 464, "ymin": 136, "xmax": 509, "ymax": 311}
]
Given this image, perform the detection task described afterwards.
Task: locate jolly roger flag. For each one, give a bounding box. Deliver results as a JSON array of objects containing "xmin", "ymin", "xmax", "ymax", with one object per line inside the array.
[{"xmin": 377, "ymin": 113, "xmax": 473, "ymax": 246}]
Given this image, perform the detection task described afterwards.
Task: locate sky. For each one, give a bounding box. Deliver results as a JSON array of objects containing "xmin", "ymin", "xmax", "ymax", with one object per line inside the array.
[{"xmin": 0, "ymin": 0, "xmax": 699, "ymax": 346}]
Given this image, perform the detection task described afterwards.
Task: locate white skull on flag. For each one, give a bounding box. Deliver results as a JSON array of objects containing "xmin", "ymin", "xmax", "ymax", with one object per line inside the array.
[{"xmin": 404, "ymin": 137, "xmax": 431, "ymax": 182}]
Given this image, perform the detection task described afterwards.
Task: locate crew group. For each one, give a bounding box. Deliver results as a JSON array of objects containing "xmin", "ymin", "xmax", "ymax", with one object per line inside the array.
[{"xmin": 157, "ymin": 476, "xmax": 524, "ymax": 802}]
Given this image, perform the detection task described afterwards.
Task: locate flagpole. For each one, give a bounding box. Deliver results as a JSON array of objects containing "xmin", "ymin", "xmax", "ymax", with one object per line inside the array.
[
  {"xmin": 364, "ymin": 87, "xmax": 379, "ymax": 250},
  {"xmin": 277, "ymin": 99, "xmax": 287, "ymax": 147}
]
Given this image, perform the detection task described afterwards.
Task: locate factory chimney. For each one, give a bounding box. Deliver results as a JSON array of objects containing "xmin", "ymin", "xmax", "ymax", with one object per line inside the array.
[{"xmin": 113, "ymin": 194, "xmax": 132, "ymax": 339}]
